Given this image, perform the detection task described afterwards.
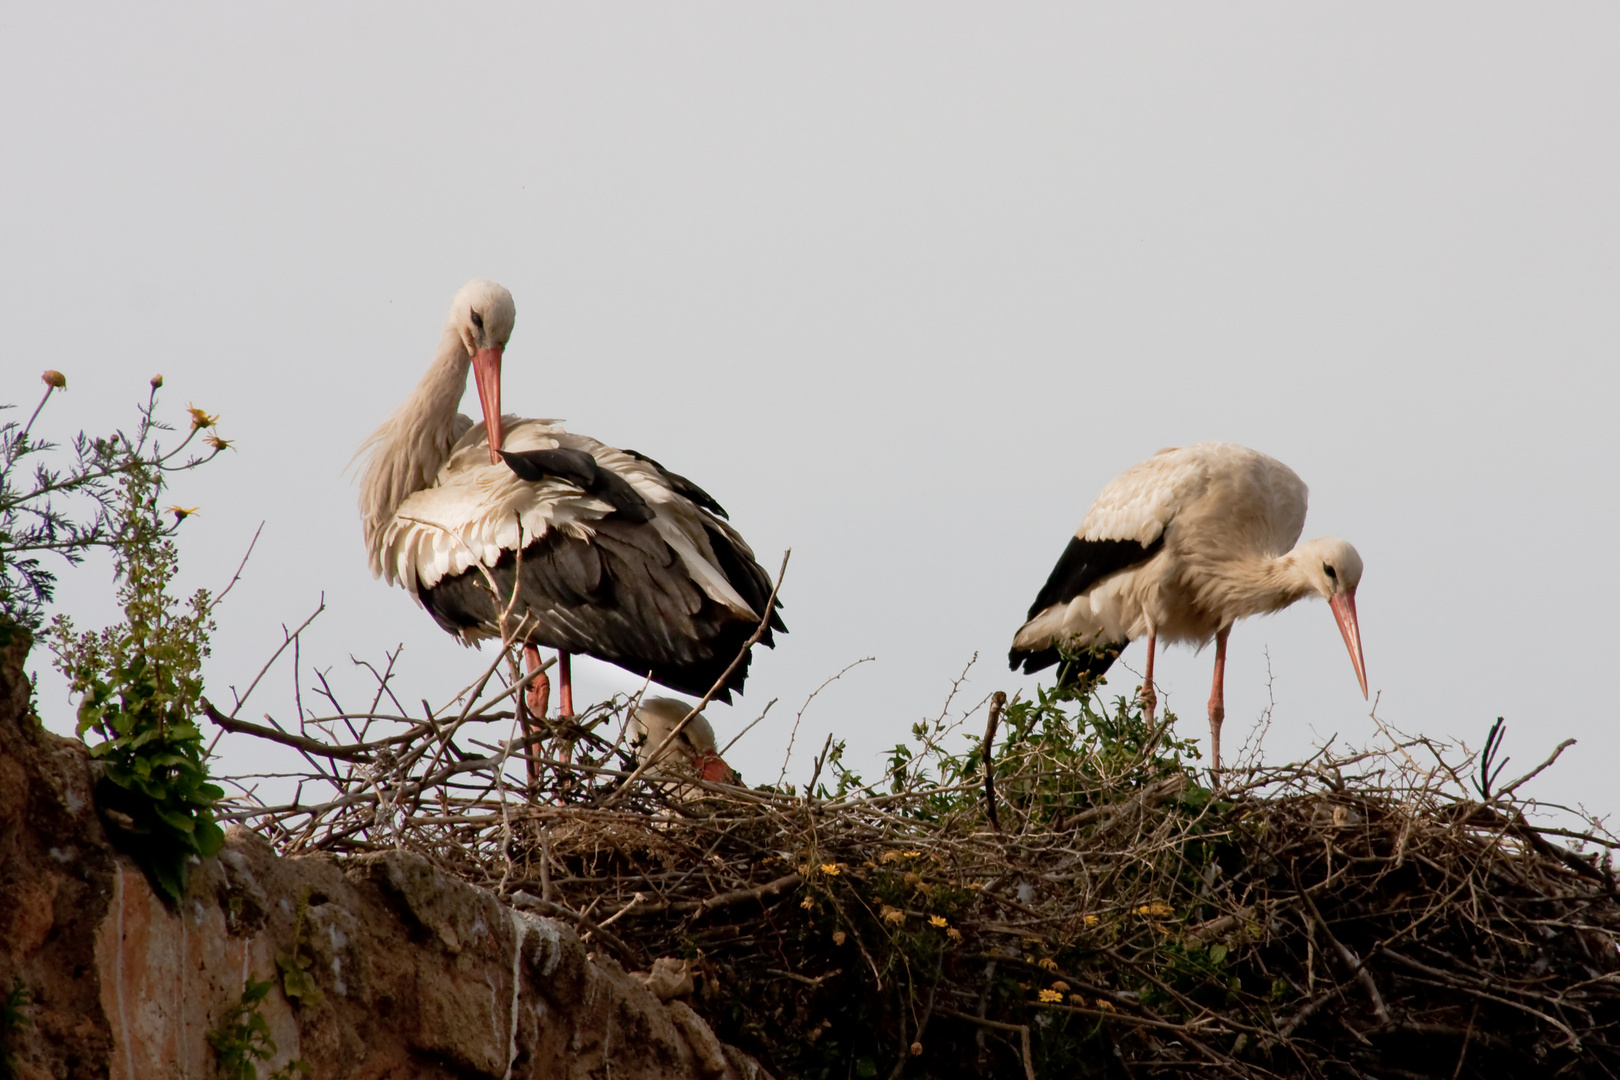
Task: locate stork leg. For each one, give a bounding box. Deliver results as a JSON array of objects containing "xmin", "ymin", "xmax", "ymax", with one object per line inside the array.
[
  {"xmin": 1207, "ymin": 625, "xmax": 1230, "ymax": 779},
  {"xmin": 521, "ymin": 644, "xmax": 549, "ymax": 789},
  {"xmin": 557, "ymin": 650, "xmax": 574, "ymax": 717},
  {"xmin": 555, "ymin": 650, "xmax": 575, "ymax": 768},
  {"xmin": 1139, "ymin": 633, "xmax": 1158, "ymax": 726}
]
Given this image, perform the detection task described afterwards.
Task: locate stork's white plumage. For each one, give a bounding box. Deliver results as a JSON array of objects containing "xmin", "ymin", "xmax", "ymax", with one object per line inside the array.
[
  {"xmin": 358, "ymin": 280, "xmax": 784, "ymax": 728},
  {"xmin": 631, "ymin": 696, "xmax": 735, "ymax": 789},
  {"xmin": 1009, "ymin": 442, "xmax": 1367, "ymax": 774}
]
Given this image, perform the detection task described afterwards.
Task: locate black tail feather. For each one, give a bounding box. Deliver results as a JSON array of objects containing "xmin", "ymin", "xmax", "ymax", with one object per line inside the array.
[{"xmin": 1008, "ymin": 638, "xmax": 1127, "ymax": 690}]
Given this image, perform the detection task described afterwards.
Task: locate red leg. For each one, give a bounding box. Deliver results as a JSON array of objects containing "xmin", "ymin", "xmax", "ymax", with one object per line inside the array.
[
  {"xmin": 557, "ymin": 650, "xmax": 574, "ymax": 717},
  {"xmin": 555, "ymin": 650, "xmax": 575, "ymax": 768},
  {"xmin": 1139, "ymin": 633, "xmax": 1158, "ymax": 725},
  {"xmin": 1208, "ymin": 626, "xmax": 1230, "ymax": 779},
  {"xmin": 521, "ymin": 644, "xmax": 547, "ymax": 789}
]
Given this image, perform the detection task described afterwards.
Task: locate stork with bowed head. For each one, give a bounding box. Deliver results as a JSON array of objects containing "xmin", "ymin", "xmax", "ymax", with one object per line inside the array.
[
  {"xmin": 358, "ymin": 280, "xmax": 784, "ymax": 763},
  {"xmin": 1008, "ymin": 442, "xmax": 1367, "ymax": 776},
  {"xmin": 631, "ymin": 696, "xmax": 736, "ymax": 791}
]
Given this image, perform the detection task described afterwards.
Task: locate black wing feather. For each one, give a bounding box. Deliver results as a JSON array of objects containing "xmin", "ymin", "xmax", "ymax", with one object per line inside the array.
[
  {"xmin": 499, "ymin": 448, "xmax": 653, "ymax": 523},
  {"xmin": 1025, "ymin": 535, "xmax": 1164, "ymax": 620},
  {"xmin": 621, "ymin": 449, "xmax": 730, "ymax": 519},
  {"xmin": 1008, "ymin": 533, "xmax": 1164, "ymax": 682},
  {"xmin": 421, "ymin": 518, "xmax": 778, "ymax": 701}
]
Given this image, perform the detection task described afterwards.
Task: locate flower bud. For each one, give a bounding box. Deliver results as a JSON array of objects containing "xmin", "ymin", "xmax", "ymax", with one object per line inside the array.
[
  {"xmin": 150, "ymin": 374, "xmax": 164, "ymax": 388},
  {"xmin": 41, "ymin": 370, "xmax": 66, "ymax": 389}
]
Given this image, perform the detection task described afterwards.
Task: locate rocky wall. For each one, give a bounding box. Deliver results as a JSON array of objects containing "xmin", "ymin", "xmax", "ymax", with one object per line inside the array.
[{"xmin": 0, "ymin": 633, "xmax": 768, "ymax": 1080}]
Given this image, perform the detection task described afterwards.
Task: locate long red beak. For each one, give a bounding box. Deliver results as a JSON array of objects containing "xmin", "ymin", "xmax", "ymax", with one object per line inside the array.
[
  {"xmin": 470, "ymin": 345, "xmax": 504, "ymax": 464},
  {"xmin": 694, "ymin": 751, "xmax": 735, "ymax": 785},
  {"xmin": 1329, "ymin": 591, "xmax": 1368, "ymax": 699}
]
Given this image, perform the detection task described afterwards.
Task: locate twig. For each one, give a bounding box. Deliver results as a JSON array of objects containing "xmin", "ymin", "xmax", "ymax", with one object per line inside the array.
[
  {"xmin": 509, "ymin": 891, "xmax": 640, "ymax": 968},
  {"xmin": 983, "ymin": 690, "xmax": 1006, "ymax": 833},
  {"xmin": 1499, "ymin": 738, "xmax": 1577, "ymax": 799}
]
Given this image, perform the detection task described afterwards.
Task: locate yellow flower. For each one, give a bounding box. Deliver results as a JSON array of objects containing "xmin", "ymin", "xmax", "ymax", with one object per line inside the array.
[
  {"xmin": 1037, "ymin": 957, "xmax": 1059, "ymax": 973},
  {"xmin": 1050, "ymin": 981, "xmax": 1069, "ymax": 993},
  {"xmin": 819, "ymin": 863, "xmax": 841, "ymax": 875},
  {"xmin": 206, "ymin": 434, "xmax": 233, "ymax": 452},
  {"xmin": 168, "ymin": 505, "xmax": 200, "ymax": 521},
  {"xmin": 903, "ymin": 850, "xmax": 922, "ymax": 859},
  {"xmin": 928, "ymin": 915, "xmax": 947, "ymax": 928},
  {"xmin": 1037, "ymin": 989, "xmax": 1063, "ymax": 1003},
  {"xmin": 1069, "ymin": 994, "xmax": 1086, "ymax": 1007},
  {"xmin": 40, "ymin": 370, "xmax": 66, "ymax": 389},
  {"xmin": 186, "ymin": 404, "xmax": 218, "ymax": 430},
  {"xmin": 1083, "ymin": 914, "xmax": 1100, "ymax": 927},
  {"xmin": 800, "ymin": 897, "xmax": 815, "ymax": 911},
  {"xmin": 881, "ymin": 905, "xmax": 905, "ymax": 925},
  {"xmin": 946, "ymin": 928, "xmax": 963, "ymax": 942},
  {"xmin": 1134, "ymin": 902, "xmax": 1174, "ymax": 919},
  {"xmin": 832, "ymin": 930, "xmax": 847, "ymax": 946}
]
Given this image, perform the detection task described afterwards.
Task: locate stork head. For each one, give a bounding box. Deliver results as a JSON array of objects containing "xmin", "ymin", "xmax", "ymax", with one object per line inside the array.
[
  {"xmin": 631, "ymin": 697, "xmax": 736, "ymax": 786},
  {"xmin": 446, "ymin": 279, "xmax": 516, "ymax": 464},
  {"xmin": 1296, "ymin": 537, "xmax": 1368, "ymax": 700}
]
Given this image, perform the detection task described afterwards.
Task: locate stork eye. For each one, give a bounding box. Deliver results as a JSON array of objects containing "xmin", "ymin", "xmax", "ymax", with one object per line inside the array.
[
  {"xmin": 470, "ymin": 310, "xmax": 485, "ymax": 330},
  {"xmin": 1323, "ymin": 563, "xmax": 1337, "ymax": 581}
]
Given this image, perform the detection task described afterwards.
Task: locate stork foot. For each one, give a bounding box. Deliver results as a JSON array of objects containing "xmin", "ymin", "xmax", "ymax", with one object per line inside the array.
[{"xmin": 1139, "ymin": 684, "xmax": 1158, "ymax": 727}]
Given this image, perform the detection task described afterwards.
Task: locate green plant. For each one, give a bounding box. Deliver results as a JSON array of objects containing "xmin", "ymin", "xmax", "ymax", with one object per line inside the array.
[
  {"xmin": 1, "ymin": 372, "xmax": 226, "ymax": 639},
  {"xmin": 46, "ymin": 381, "xmax": 231, "ymax": 903},
  {"xmin": 0, "ymin": 978, "xmax": 29, "ymax": 1080},
  {"xmin": 207, "ymin": 979, "xmax": 310, "ymax": 1080},
  {"xmin": 274, "ymin": 893, "xmax": 326, "ymax": 1009}
]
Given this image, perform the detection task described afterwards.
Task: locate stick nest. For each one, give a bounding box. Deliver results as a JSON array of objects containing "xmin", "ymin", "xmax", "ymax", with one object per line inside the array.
[{"xmin": 216, "ymin": 655, "xmax": 1620, "ymax": 1080}]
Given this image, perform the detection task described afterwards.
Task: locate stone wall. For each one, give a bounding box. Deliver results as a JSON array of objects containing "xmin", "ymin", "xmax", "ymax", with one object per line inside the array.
[{"xmin": 0, "ymin": 633, "xmax": 769, "ymax": 1080}]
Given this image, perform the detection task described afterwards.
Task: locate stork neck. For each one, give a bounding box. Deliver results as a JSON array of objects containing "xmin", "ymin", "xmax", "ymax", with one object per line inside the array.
[
  {"xmin": 357, "ymin": 329, "xmax": 473, "ymax": 559},
  {"xmin": 1203, "ymin": 550, "xmax": 1315, "ymax": 622},
  {"xmin": 425, "ymin": 330, "xmax": 474, "ymax": 412}
]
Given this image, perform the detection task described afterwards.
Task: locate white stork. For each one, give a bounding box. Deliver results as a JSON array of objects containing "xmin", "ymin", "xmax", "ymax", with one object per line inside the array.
[
  {"xmin": 1008, "ymin": 442, "xmax": 1367, "ymax": 774},
  {"xmin": 358, "ymin": 280, "xmax": 784, "ymax": 725},
  {"xmin": 630, "ymin": 696, "xmax": 736, "ymax": 788}
]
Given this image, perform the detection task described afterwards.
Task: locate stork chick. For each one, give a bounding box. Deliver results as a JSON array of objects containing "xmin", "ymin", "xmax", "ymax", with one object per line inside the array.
[{"xmin": 631, "ymin": 696, "xmax": 736, "ymax": 792}]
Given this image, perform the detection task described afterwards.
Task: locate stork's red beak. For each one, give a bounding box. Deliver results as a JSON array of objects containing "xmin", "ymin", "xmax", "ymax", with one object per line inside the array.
[
  {"xmin": 694, "ymin": 751, "xmax": 735, "ymax": 786},
  {"xmin": 471, "ymin": 345, "xmax": 504, "ymax": 464},
  {"xmin": 1329, "ymin": 591, "xmax": 1368, "ymax": 699}
]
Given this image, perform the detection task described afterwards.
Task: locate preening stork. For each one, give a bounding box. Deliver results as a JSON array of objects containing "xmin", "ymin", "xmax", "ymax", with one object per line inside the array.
[
  {"xmin": 1008, "ymin": 442, "xmax": 1367, "ymax": 774},
  {"xmin": 358, "ymin": 279, "xmax": 785, "ymax": 730},
  {"xmin": 631, "ymin": 696, "xmax": 736, "ymax": 788}
]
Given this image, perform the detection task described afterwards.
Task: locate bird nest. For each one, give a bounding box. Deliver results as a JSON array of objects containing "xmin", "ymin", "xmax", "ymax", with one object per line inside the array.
[{"xmin": 214, "ymin": 645, "xmax": 1620, "ymax": 1080}]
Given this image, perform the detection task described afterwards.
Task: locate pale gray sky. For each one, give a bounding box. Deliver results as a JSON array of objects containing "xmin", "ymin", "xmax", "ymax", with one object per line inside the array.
[{"xmin": 5, "ymin": 6, "xmax": 1617, "ymax": 816}]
